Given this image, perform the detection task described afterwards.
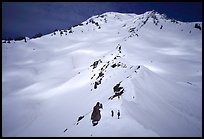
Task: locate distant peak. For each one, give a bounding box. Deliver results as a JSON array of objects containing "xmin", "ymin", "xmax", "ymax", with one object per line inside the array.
[{"xmin": 144, "ymin": 10, "xmax": 163, "ymax": 16}]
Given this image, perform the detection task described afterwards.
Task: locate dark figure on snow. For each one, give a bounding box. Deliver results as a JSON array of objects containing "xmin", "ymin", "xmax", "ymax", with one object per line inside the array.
[
  {"xmin": 111, "ymin": 110, "xmax": 114, "ymax": 117},
  {"xmin": 117, "ymin": 110, "xmax": 120, "ymax": 119},
  {"xmin": 91, "ymin": 102, "xmax": 103, "ymax": 126}
]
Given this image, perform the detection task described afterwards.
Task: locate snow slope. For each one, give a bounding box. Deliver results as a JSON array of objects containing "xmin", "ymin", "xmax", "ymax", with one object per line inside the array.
[{"xmin": 2, "ymin": 11, "xmax": 202, "ymax": 137}]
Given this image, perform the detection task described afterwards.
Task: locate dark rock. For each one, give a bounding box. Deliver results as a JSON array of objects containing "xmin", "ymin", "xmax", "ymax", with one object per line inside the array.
[
  {"xmin": 194, "ymin": 23, "xmax": 201, "ymax": 30},
  {"xmin": 113, "ymin": 82, "xmax": 123, "ymax": 92},
  {"xmin": 94, "ymin": 81, "xmax": 99, "ymax": 89},
  {"xmin": 109, "ymin": 88, "xmax": 124, "ymax": 100},
  {"xmin": 129, "ymin": 27, "xmax": 136, "ymax": 33},
  {"xmin": 77, "ymin": 115, "xmax": 84, "ymax": 122},
  {"xmin": 91, "ymin": 102, "xmax": 103, "ymax": 126},
  {"xmin": 171, "ymin": 19, "xmax": 178, "ymax": 24},
  {"xmin": 69, "ymin": 30, "xmax": 73, "ymax": 33},
  {"xmin": 60, "ymin": 31, "xmax": 63, "ymax": 36},
  {"xmin": 111, "ymin": 63, "xmax": 117, "ymax": 68},
  {"xmin": 90, "ymin": 59, "xmax": 102, "ymax": 69},
  {"xmin": 96, "ymin": 72, "xmax": 104, "ymax": 80},
  {"xmin": 187, "ymin": 82, "xmax": 192, "ymax": 85}
]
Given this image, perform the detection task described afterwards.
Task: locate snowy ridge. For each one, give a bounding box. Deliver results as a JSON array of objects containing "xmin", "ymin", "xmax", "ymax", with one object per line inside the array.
[{"xmin": 2, "ymin": 11, "xmax": 202, "ymax": 137}]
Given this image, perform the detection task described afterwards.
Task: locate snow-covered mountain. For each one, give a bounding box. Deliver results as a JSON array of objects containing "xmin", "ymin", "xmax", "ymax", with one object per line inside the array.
[{"xmin": 2, "ymin": 11, "xmax": 202, "ymax": 137}]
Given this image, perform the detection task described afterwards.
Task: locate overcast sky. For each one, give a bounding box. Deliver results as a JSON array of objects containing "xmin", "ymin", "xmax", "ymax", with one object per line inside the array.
[{"xmin": 2, "ymin": 2, "xmax": 202, "ymax": 39}]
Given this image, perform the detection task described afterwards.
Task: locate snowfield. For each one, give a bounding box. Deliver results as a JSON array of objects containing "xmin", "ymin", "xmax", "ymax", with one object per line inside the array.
[{"xmin": 2, "ymin": 11, "xmax": 202, "ymax": 137}]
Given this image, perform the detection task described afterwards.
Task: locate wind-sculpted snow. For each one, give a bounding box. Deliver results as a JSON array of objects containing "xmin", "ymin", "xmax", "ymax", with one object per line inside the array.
[{"xmin": 2, "ymin": 11, "xmax": 202, "ymax": 137}]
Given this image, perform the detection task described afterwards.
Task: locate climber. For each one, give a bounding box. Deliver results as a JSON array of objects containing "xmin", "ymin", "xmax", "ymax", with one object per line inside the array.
[
  {"xmin": 111, "ymin": 110, "xmax": 114, "ymax": 117},
  {"xmin": 117, "ymin": 110, "xmax": 120, "ymax": 119}
]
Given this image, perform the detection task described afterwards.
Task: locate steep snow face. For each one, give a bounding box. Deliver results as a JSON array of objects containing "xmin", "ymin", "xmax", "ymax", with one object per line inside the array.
[{"xmin": 2, "ymin": 11, "xmax": 202, "ymax": 137}]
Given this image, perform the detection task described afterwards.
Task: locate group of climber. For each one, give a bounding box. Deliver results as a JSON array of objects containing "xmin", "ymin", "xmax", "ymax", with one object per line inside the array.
[{"xmin": 111, "ymin": 110, "xmax": 120, "ymax": 119}]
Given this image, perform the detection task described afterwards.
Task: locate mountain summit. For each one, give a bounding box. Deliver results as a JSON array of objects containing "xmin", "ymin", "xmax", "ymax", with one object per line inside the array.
[{"xmin": 2, "ymin": 11, "xmax": 202, "ymax": 137}]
